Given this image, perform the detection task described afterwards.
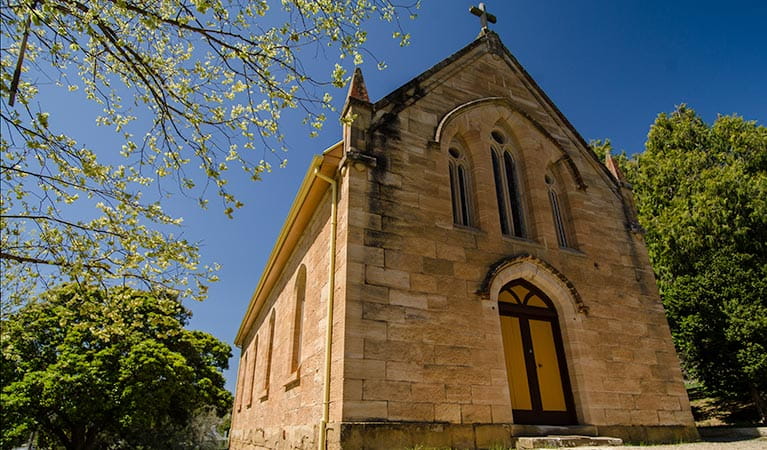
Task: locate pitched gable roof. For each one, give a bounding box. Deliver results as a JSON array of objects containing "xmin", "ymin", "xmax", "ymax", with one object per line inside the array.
[{"xmin": 373, "ymin": 31, "xmax": 617, "ymax": 190}]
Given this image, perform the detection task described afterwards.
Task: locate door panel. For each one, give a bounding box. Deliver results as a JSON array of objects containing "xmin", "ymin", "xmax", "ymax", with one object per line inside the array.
[
  {"xmin": 529, "ymin": 319, "xmax": 567, "ymax": 412},
  {"xmin": 500, "ymin": 316, "xmax": 532, "ymax": 410}
]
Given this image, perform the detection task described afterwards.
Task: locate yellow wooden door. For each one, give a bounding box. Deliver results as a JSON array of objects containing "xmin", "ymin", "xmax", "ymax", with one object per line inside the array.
[{"xmin": 498, "ymin": 280, "xmax": 576, "ymax": 425}]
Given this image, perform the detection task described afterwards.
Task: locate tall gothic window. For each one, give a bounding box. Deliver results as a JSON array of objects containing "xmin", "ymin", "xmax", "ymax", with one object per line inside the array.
[
  {"xmin": 247, "ymin": 335, "xmax": 259, "ymax": 407},
  {"xmin": 261, "ymin": 310, "xmax": 276, "ymax": 399},
  {"xmin": 236, "ymin": 352, "xmax": 247, "ymax": 411},
  {"xmin": 546, "ymin": 174, "xmax": 571, "ymax": 248},
  {"xmin": 290, "ymin": 265, "xmax": 307, "ymax": 374},
  {"xmin": 448, "ymin": 146, "xmax": 474, "ymax": 227},
  {"xmin": 491, "ymin": 130, "xmax": 525, "ymax": 237}
]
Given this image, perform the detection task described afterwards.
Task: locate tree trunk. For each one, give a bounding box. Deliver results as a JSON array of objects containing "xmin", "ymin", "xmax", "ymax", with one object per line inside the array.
[
  {"xmin": 68, "ymin": 425, "xmax": 87, "ymax": 450},
  {"xmin": 749, "ymin": 382, "xmax": 767, "ymax": 424}
]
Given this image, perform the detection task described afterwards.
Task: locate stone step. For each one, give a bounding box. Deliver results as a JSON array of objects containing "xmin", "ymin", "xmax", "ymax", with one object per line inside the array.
[
  {"xmin": 516, "ymin": 435, "xmax": 623, "ymax": 449},
  {"xmin": 510, "ymin": 425, "xmax": 598, "ymax": 437}
]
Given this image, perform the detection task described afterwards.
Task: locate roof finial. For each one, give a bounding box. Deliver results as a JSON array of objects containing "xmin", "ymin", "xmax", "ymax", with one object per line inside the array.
[{"xmin": 469, "ymin": 3, "xmax": 497, "ymax": 33}]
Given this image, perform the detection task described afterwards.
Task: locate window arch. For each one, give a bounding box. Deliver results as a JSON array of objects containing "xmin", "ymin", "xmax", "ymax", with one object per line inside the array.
[
  {"xmin": 545, "ymin": 174, "xmax": 574, "ymax": 249},
  {"xmin": 490, "ymin": 130, "xmax": 526, "ymax": 237},
  {"xmin": 448, "ymin": 145, "xmax": 474, "ymax": 227}
]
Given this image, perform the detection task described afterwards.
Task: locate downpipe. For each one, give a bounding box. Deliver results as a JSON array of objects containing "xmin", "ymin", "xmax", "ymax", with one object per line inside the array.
[{"xmin": 314, "ymin": 169, "xmax": 337, "ymax": 450}]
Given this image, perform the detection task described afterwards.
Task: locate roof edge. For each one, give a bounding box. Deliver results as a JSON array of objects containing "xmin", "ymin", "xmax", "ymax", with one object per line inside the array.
[
  {"xmin": 373, "ymin": 33, "xmax": 488, "ymax": 111},
  {"xmin": 234, "ymin": 141, "xmax": 343, "ymax": 346}
]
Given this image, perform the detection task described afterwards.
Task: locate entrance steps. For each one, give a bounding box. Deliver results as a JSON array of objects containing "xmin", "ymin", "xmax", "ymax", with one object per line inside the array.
[
  {"xmin": 511, "ymin": 425, "xmax": 622, "ymax": 449},
  {"xmin": 516, "ymin": 435, "xmax": 623, "ymax": 449}
]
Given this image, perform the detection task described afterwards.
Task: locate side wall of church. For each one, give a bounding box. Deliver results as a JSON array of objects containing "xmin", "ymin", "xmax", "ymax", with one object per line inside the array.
[
  {"xmin": 337, "ymin": 49, "xmax": 695, "ymax": 447},
  {"xmin": 230, "ymin": 185, "xmax": 350, "ymax": 450}
]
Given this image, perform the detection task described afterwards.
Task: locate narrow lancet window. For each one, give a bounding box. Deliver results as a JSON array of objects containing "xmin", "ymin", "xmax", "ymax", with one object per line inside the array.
[
  {"xmin": 448, "ymin": 146, "xmax": 474, "ymax": 227},
  {"xmin": 290, "ymin": 265, "xmax": 307, "ymax": 374},
  {"xmin": 546, "ymin": 174, "xmax": 573, "ymax": 248},
  {"xmin": 491, "ymin": 131, "xmax": 526, "ymax": 237},
  {"xmin": 236, "ymin": 352, "xmax": 247, "ymax": 411},
  {"xmin": 262, "ymin": 310, "xmax": 276, "ymax": 398},
  {"xmin": 247, "ymin": 335, "xmax": 259, "ymax": 407}
]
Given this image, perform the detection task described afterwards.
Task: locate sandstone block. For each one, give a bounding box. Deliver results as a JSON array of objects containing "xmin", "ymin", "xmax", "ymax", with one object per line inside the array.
[
  {"xmin": 344, "ymin": 358, "xmax": 386, "ymax": 380},
  {"xmin": 435, "ymin": 403, "xmax": 462, "ymax": 422},
  {"xmin": 343, "ymin": 400, "xmax": 387, "ymax": 421},
  {"xmin": 434, "ymin": 344, "xmax": 474, "ymax": 366},
  {"xmin": 411, "ymin": 382, "xmax": 446, "ymax": 403},
  {"xmin": 446, "ymin": 384, "xmax": 472, "ymax": 403},
  {"xmin": 365, "ymin": 266, "xmax": 410, "ymax": 289},
  {"xmin": 389, "ymin": 289, "xmax": 429, "ymax": 309},
  {"xmin": 630, "ymin": 409, "xmax": 660, "ymax": 425},
  {"xmin": 362, "ymin": 302, "xmax": 406, "ymax": 323},
  {"xmin": 387, "ymin": 361, "xmax": 425, "ymax": 382},
  {"xmin": 491, "ymin": 404, "xmax": 513, "ymax": 423},
  {"xmin": 461, "ymin": 404, "xmax": 492, "ymax": 423},
  {"xmin": 471, "ymin": 384, "xmax": 507, "ymax": 406},
  {"xmin": 475, "ymin": 424, "xmax": 513, "ymax": 448},
  {"xmin": 410, "ymin": 273, "xmax": 437, "ymax": 293},
  {"xmin": 348, "ymin": 243, "xmax": 384, "ymax": 266},
  {"xmin": 363, "ymin": 379, "xmax": 410, "ymax": 401},
  {"xmin": 364, "ymin": 338, "xmax": 433, "ymax": 364},
  {"xmin": 388, "ymin": 401, "xmax": 435, "ymax": 421},
  {"xmin": 435, "ymin": 242, "xmax": 466, "ymax": 261}
]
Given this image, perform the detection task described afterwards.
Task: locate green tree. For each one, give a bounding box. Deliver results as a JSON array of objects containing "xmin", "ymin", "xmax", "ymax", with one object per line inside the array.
[
  {"xmin": 0, "ymin": 284, "xmax": 233, "ymax": 449},
  {"xmin": 630, "ymin": 105, "xmax": 767, "ymax": 421},
  {"xmin": 1, "ymin": 0, "xmax": 418, "ymax": 304}
]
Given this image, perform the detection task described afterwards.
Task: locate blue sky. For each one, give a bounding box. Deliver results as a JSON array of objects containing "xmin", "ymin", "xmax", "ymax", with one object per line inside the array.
[{"xmin": 184, "ymin": 0, "xmax": 767, "ymax": 391}]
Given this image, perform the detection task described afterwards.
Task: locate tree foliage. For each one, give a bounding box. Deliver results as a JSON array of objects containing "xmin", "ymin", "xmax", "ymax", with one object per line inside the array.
[
  {"xmin": 0, "ymin": 0, "xmax": 418, "ymax": 304},
  {"xmin": 1, "ymin": 284, "xmax": 233, "ymax": 449},
  {"xmin": 629, "ymin": 106, "xmax": 767, "ymax": 421}
]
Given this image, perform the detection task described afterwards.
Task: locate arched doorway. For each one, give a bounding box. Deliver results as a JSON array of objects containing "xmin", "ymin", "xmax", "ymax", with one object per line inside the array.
[{"xmin": 498, "ymin": 279, "xmax": 576, "ymax": 425}]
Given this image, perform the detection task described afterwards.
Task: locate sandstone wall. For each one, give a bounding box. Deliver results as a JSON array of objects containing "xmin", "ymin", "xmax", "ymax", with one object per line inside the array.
[
  {"xmin": 337, "ymin": 47, "xmax": 694, "ymax": 442},
  {"xmin": 230, "ymin": 183, "xmax": 349, "ymax": 450}
]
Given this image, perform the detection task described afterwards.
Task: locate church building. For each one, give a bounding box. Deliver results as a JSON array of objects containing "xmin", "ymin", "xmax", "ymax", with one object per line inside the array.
[{"xmin": 229, "ymin": 21, "xmax": 697, "ymax": 450}]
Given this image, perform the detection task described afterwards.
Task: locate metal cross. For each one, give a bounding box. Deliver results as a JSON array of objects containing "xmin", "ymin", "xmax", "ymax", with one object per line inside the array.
[{"xmin": 470, "ymin": 3, "xmax": 497, "ymax": 31}]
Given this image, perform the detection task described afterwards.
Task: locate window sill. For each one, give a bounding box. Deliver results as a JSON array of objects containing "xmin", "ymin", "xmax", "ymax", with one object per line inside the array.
[
  {"xmin": 501, "ymin": 235, "xmax": 541, "ymax": 247},
  {"xmin": 451, "ymin": 223, "xmax": 484, "ymax": 234},
  {"xmin": 258, "ymin": 388, "xmax": 269, "ymax": 402},
  {"xmin": 558, "ymin": 246, "xmax": 585, "ymax": 257},
  {"xmin": 284, "ymin": 368, "xmax": 301, "ymax": 391}
]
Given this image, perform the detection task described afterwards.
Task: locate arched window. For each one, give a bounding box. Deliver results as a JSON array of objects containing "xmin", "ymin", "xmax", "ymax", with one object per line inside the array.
[
  {"xmin": 289, "ymin": 265, "xmax": 306, "ymax": 374},
  {"xmin": 247, "ymin": 335, "xmax": 259, "ymax": 407},
  {"xmin": 448, "ymin": 145, "xmax": 474, "ymax": 227},
  {"xmin": 236, "ymin": 351, "xmax": 247, "ymax": 411},
  {"xmin": 491, "ymin": 130, "xmax": 525, "ymax": 237},
  {"xmin": 261, "ymin": 310, "xmax": 276, "ymax": 399},
  {"xmin": 545, "ymin": 174, "xmax": 573, "ymax": 249}
]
